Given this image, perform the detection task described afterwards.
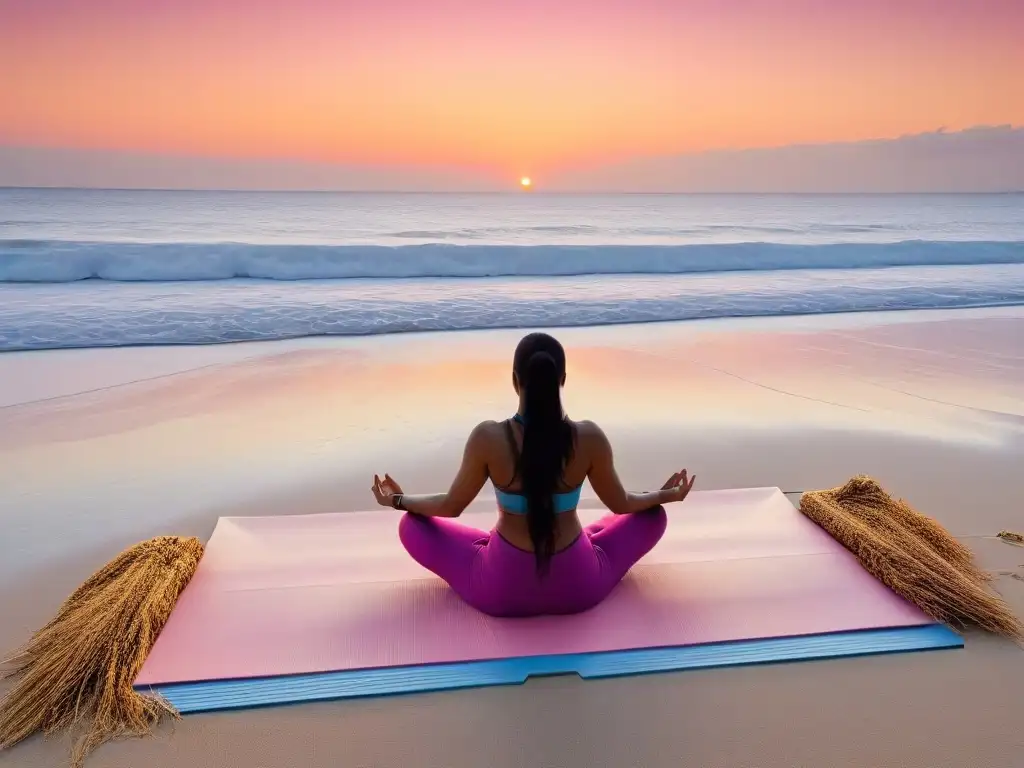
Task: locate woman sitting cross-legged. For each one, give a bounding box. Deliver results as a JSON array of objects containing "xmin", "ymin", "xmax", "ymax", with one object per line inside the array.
[{"xmin": 371, "ymin": 332, "xmax": 696, "ymax": 618}]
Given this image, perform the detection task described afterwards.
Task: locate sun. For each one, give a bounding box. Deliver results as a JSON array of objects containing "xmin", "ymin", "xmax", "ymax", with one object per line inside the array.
[{"xmin": 519, "ymin": 177, "xmax": 532, "ymax": 190}]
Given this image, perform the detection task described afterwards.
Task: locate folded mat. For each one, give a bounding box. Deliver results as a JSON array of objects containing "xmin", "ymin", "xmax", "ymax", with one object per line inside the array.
[{"xmin": 134, "ymin": 487, "xmax": 961, "ymax": 710}]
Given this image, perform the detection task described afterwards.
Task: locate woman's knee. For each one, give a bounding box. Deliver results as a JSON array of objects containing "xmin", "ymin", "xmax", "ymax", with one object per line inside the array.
[
  {"xmin": 637, "ymin": 504, "xmax": 668, "ymax": 539},
  {"xmin": 398, "ymin": 512, "xmax": 430, "ymax": 553}
]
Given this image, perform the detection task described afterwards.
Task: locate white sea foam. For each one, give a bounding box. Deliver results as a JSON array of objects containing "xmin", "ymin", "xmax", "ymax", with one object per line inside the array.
[
  {"xmin": 1, "ymin": 239, "xmax": 1022, "ymax": 283},
  {"xmin": 3, "ymin": 264, "xmax": 1024, "ymax": 351}
]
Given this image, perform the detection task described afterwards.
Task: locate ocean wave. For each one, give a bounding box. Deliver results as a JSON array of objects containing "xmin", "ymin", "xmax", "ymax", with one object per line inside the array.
[
  {"xmin": 1, "ymin": 239, "xmax": 1022, "ymax": 283},
  {"xmin": 3, "ymin": 264, "xmax": 1023, "ymax": 351},
  {"xmin": 382, "ymin": 223, "xmax": 880, "ymax": 239}
]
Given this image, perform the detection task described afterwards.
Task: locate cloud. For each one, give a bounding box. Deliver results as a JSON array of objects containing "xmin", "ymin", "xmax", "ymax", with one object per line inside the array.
[
  {"xmin": 549, "ymin": 126, "xmax": 1024, "ymax": 193},
  {"xmin": 1, "ymin": 126, "xmax": 1022, "ymax": 192}
]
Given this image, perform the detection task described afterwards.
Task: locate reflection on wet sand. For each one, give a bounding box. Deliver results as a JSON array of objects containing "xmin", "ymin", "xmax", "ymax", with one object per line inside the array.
[
  {"xmin": 1, "ymin": 308, "xmax": 1022, "ymax": 576},
  {"xmin": 4, "ymin": 311, "xmax": 1023, "ymax": 454}
]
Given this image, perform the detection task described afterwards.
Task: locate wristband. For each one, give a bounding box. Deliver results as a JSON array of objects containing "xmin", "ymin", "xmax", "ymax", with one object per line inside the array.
[{"xmin": 391, "ymin": 493, "xmax": 406, "ymax": 511}]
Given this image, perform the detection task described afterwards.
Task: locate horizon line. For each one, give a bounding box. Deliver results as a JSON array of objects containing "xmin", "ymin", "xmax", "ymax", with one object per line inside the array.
[{"xmin": 4, "ymin": 186, "xmax": 1023, "ymax": 196}]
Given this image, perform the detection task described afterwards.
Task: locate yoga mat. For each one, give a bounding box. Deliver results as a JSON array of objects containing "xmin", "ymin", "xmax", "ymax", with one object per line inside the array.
[
  {"xmin": 155, "ymin": 625, "xmax": 960, "ymax": 714},
  {"xmin": 136, "ymin": 488, "xmax": 962, "ymax": 708}
]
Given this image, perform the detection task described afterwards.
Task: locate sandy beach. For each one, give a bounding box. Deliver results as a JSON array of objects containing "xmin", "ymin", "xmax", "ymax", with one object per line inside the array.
[{"xmin": 2, "ymin": 306, "xmax": 1023, "ymax": 768}]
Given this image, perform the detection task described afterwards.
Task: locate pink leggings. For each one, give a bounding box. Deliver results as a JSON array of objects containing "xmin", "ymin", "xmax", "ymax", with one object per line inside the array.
[{"xmin": 398, "ymin": 508, "xmax": 668, "ymax": 617}]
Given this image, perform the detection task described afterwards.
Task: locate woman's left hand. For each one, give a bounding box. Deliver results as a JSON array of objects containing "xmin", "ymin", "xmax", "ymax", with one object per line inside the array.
[
  {"xmin": 660, "ymin": 469, "xmax": 696, "ymax": 504},
  {"xmin": 371, "ymin": 473, "xmax": 404, "ymax": 507}
]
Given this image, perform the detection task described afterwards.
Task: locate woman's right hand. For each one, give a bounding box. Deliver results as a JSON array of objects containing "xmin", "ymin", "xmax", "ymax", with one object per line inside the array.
[
  {"xmin": 661, "ymin": 469, "xmax": 696, "ymax": 503},
  {"xmin": 371, "ymin": 473, "xmax": 404, "ymax": 508}
]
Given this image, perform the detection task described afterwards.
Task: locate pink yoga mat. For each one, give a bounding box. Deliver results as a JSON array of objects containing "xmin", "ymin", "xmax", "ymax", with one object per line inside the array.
[{"xmin": 136, "ymin": 487, "xmax": 932, "ymax": 686}]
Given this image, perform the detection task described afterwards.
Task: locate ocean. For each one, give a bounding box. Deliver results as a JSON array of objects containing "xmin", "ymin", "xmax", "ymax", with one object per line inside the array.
[{"xmin": 2, "ymin": 188, "xmax": 1023, "ymax": 352}]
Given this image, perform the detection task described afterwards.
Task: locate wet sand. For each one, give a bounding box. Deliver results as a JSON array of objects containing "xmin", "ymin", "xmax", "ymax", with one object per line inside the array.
[{"xmin": 1, "ymin": 306, "xmax": 1023, "ymax": 767}]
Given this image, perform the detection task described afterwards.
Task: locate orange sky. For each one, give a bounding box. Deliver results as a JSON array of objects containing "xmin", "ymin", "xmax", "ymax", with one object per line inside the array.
[{"xmin": 1, "ymin": 0, "xmax": 1022, "ymax": 178}]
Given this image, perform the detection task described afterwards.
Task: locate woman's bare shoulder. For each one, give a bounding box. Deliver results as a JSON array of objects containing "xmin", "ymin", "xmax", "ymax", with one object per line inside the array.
[
  {"xmin": 569, "ymin": 419, "xmax": 610, "ymax": 446},
  {"xmin": 458, "ymin": 420, "xmax": 508, "ymax": 462},
  {"xmin": 468, "ymin": 421, "xmax": 505, "ymax": 434},
  {"xmin": 466, "ymin": 419, "xmax": 508, "ymax": 443}
]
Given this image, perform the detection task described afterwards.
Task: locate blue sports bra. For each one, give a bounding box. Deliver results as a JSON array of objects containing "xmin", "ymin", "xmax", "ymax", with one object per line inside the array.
[{"xmin": 493, "ymin": 414, "xmax": 582, "ymax": 515}]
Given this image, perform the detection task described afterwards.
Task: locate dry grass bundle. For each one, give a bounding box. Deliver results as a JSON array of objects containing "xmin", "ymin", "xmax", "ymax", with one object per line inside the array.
[
  {"xmin": 800, "ymin": 476, "xmax": 1023, "ymax": 644},
  {"xmin": 997, "ymin": 530, "xmax": 1024, "ymax": 546},
  {"xmin": 0, "ymin": 535, "xmax": 204, "ymax": 767}
]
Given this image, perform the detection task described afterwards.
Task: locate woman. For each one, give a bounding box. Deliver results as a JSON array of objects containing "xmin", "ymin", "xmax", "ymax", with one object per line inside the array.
[{"xmin": 371, "ymin": 332, "xmax": 696, "ymax": 618}]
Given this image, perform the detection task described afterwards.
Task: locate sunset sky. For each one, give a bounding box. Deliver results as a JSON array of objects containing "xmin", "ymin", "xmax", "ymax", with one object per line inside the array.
[{"xmin": 2, "ymin": 0, "xmax": 1023, "ymax": 185}]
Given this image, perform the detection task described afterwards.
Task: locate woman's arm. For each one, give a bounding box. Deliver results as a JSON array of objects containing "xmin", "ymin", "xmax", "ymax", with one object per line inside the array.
[
  {"xmin": 584, "ymin": 421, "xmax": 695, "ymax": 514},
  {"xmin": 371, "ymin": 422, "xmax": 491, "ymax": 518}
]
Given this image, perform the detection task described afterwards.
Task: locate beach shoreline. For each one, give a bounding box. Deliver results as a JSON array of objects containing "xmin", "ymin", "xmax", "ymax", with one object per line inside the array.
[
  {"xmin": 2, "ymin": 303, "xmax": 1019, "ymax": 405},
  {"xmin": 2, "ymin": 306, "xmax": 1023, "ymax": 767}
]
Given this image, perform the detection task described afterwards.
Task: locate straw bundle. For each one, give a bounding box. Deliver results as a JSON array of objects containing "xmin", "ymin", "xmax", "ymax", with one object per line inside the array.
[
  {"xmin": 0, "ymin": 535, "xmax": 204, "ymax": 767},
  {"xmin": 800, "ymin": 476, "xmax": 1023, "ymax": 643},
  {"xmin": 997, "ymin": 530, "xmax": 1024, "ymax": 546}
]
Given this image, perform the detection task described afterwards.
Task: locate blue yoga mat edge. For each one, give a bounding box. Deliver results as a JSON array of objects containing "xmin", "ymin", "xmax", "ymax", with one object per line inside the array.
[{"xmin": 146, "ymin": 624, "xmax": 963, "ymax": 715}]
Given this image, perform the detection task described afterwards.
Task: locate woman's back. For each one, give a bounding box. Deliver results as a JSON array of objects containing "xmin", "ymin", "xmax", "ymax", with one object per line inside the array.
[
  {"xmin": 486, "ymin": 416, "xmax": 600, "ymax": 553},
  {"xmin": 377, "ymin": 330, "xmax": 693, "ymax": 618}
]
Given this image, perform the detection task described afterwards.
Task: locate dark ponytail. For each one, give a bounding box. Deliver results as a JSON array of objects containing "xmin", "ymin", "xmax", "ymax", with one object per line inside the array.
[{"xmin": 513, "ymin": 334, "xmax": 574, "ymax": 575}]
